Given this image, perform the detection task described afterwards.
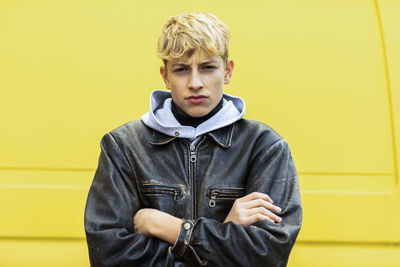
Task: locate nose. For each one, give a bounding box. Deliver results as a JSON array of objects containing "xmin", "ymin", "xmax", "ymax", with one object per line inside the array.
[{"xmin": 188, "ymin": 70, "xmax": 203, "ymax": 91}]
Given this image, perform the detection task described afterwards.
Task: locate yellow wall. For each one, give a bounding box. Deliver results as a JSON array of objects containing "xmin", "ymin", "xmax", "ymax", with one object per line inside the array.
[{"xmin": 0, "ymin": 0, "xmax": 399, "ymax": 266}]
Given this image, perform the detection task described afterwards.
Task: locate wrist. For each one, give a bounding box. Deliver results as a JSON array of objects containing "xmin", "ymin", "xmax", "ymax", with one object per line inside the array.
[
  {"xmin": 146, "ymin": 210, "xmax": 163, "ymax": 235},
  {"xmin": 148, "ymin": 211, "xmax": 182, "ymax": 244}
]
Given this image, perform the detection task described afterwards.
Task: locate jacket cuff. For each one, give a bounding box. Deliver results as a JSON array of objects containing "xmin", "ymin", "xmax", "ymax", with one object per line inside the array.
[{"xmin": 170, "ymin": 219, "xmax": 194, "ymax": 258}]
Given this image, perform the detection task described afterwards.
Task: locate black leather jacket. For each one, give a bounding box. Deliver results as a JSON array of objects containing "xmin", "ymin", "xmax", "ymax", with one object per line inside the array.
[{"xmin": 84, "ymin": 119, "xmax": 302, "ymax": 267}]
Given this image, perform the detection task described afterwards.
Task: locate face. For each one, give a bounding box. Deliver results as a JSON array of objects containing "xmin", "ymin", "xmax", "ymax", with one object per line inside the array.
[{"xmin": 160, "ymin": 49, "xmax": 234, "ymax": 117}]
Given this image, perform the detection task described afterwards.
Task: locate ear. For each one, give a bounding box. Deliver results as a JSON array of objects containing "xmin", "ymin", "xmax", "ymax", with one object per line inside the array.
[
  {"xmin": 160, "ymin": 65, "xmax": 171, "ymax": 90},
  {"xmin": 224, "ymin": 59, "xmax": 234, "ymax": 85}
]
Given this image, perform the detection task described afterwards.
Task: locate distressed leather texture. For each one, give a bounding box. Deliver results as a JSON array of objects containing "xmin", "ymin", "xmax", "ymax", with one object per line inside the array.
[{"xmin": 84, "ymin": 119, "xmax": 302, "ymax": 266}]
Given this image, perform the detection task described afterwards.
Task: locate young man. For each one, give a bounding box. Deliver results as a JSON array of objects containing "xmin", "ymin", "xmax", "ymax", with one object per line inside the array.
[{"xmin": 85, "ymin": 12, "xmax": 302, "ymax": 267}]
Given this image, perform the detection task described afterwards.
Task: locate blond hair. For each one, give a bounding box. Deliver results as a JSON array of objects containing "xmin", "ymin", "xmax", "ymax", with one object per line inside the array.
[{"xmin": 157, "ymin": 12, "xmax": 230, "ymax": 65}]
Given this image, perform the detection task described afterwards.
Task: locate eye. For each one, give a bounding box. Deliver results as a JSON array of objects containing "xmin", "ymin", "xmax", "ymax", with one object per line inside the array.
[
  {"xmin": 202, "ymin": 65, "xmax": 217, "ymax": 71},
  {"xmin": 173, "ymin": 67, "xmax": 188, "ymax": 73}
]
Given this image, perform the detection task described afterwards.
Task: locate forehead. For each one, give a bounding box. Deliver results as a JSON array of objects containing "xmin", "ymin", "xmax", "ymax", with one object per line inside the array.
[{"xmin": 168, "ymin": 50, "xmax": 223, "ymax": 66}]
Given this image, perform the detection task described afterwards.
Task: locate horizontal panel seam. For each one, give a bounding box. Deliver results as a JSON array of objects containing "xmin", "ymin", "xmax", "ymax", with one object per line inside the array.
[
  {"xmin": 299, "ymin": 172, "xmax": 394, "ymax": 176},
  {"xmin": 0, "ymin": 185, "xmax": 89, "ymax": 189},
  {"xmin": 0, "ymin": 236, "xmax": 85, "ymax": 241},
  {"xmin": 0, "ymin": 166, "xmax": 95, "ymax": 172},
  {"xmin": 302, "ymin": 190, "xmax": 396, "ymax": 195},
  {"xmin": 297, "ymin": 240, "xmax": 400, "ymax": 247}
]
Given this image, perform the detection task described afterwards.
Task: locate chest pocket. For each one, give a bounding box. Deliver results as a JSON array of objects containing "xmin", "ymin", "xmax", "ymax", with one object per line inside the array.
[
  {"xmin": 141, "ymin": 182, "xmax": 186, "ymax": 217},
  {"xmin": 142, "ymin": 183, "xmax": 182, "ymax": 201},
  {"xmin": 207, "ymin": 187, "xmax": 245, "ymax": 208}
]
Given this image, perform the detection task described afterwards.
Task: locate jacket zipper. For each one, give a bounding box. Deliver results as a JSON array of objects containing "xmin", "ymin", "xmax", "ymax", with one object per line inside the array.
[
  {"xmin": 187, "ymin": 136, "xmax": 206, "ymax": 219},
  {"xmin": 168, "ymin": 188, "xmax": 180, "ymax": 201},
  {"xmin": 208, "ymin": 188, "xmax": 246, "ymax": 208},
  {"xmin": 160, "ymin": 187, "xmax": 180, "ymax": 200},
  {"xmin": 209, "ymin": 192, "xmax": 217, "ymax": 207},
  {"xmin": 173, "ymin": 189, "xmax": 179, "ymax": 200}
]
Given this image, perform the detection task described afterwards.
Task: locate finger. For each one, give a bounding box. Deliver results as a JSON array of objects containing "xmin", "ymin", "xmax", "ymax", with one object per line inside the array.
[
  {"xmin": 243, "ymin": 198, "xmax": 282, "ymax": 213},
  {"xmin": 241, "ymin": 192, "xmax": 273, "ymax": 203},
  {"xmin": 245, "ymin": 214, "xmax": 274, "ymax": 226},
  {"xmin": 247, "ymin": 207, "xmax": 282, "ymax": 223}
]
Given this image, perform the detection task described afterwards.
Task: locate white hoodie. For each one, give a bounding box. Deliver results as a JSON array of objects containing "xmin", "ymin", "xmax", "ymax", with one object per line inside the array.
[{"xmin": 141, "ymin": 90, "xmax": 246, "ymax": 140}]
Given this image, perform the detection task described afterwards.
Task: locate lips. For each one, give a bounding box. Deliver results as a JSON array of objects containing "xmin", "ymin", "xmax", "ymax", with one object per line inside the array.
[{"xmin": 187, "ymin": 95, "xmax": 207, "ymax": 104}]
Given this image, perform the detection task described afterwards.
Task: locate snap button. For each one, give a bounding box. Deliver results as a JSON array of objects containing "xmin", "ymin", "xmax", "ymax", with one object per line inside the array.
[
  {"xmin": 183, "ymin": 222, "xmax": 191, "ymax": 230},
  {"xmin": 175, "ymin": 131, "xmax": 180, "ymax": 137}
]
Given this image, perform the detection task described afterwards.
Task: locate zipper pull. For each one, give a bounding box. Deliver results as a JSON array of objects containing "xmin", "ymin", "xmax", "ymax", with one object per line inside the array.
[
  {"xmin": 209, "ymin": 192, "xmax": 217, "ymax": 207},
  {"xmin": 174, "ymin": 189, "xmax": 178, "ymax": 201},
  {"xmin": 190, "ymin": 151, "xmax": 197, "ymax": 162}
]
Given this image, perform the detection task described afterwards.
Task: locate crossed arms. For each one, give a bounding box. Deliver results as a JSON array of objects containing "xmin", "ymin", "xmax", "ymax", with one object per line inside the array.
[{"xmin": 134, "ymin": 191, "xmax": 283, "ymax": 245}]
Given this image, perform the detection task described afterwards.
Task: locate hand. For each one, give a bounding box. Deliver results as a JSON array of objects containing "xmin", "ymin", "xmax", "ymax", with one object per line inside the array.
[
  {"xmin": 224, "ymin": 192, "xmax": 282, "ymax": 226},
  {"xmin": 133, "ymin": 208, "xmax": 182, "ymax": 244}
]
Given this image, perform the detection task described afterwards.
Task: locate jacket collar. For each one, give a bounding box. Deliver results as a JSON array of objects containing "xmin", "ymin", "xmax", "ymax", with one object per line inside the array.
[
  {"xmin": 149, "ymin": 130, "xmax": 176, "ymax": 146},
  {"xmin": 206, "ymin": 123, "xmax": 235, "ymax": 148},
  {"xmin": 149, "ymin": 123, "xmax": 236, "ymax": 148}
]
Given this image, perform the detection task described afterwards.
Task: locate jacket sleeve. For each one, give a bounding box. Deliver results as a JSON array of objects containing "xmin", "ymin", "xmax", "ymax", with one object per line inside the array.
[
  {"xmin": 170, "ymin": 139, "xmax": 302, "ymax": 267},
  {"xmin": 84, "ymin": 133, "xmax": 176, "ymax": 267}
]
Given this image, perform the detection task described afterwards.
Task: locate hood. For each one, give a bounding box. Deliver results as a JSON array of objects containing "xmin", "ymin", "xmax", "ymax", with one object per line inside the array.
[{"xmin": 141, "ymin": 90, "xmax": 245, "ymax": 139}]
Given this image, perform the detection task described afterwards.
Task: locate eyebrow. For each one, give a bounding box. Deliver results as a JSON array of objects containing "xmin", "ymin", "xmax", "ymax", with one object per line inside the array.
[
  {"xmin": 199, "ymin": 60, "xmax": 218, "ymax": 65},
  {"xmin": 170, "ymin": 60, "xmax": 218, "ymax": 67}
]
